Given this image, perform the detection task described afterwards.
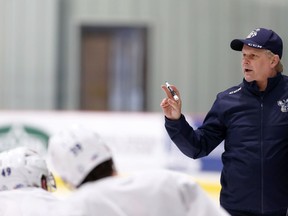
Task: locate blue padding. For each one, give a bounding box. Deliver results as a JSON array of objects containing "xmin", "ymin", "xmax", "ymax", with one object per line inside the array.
[{"xmin": 200, "ymin": 158, "xmax": 223, "ymax": 172}]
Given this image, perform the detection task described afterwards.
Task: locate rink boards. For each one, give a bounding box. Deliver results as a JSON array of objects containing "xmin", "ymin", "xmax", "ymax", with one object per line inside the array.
[{"xmin": 0, "ymin": 111, "xmax": 222, "ymax": 201}]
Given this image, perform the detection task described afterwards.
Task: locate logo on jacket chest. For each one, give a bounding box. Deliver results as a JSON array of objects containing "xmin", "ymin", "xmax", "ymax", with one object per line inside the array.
[{"xmin": 277, "ymin": 98, "xmax": 288, "ymax": 112}]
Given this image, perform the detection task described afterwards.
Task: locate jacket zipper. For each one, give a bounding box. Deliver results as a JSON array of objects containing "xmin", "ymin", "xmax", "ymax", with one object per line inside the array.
[{"xmin": 260, "ymin": 95, "xmax": 264, "ymax": 214}]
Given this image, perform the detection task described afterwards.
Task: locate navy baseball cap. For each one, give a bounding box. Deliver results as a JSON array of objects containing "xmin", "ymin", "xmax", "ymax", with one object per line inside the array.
[{"xmin": 230, "ymin": 28, "xmax": 283, "ymax": 59}]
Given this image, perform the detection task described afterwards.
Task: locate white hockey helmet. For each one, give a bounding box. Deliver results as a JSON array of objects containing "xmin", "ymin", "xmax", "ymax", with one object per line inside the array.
[
  {"xmin": 48, "ymin": 125, "xmax": 112, "ymax": 188},
  {"xmin": 0, "ymin": 146, "xmax": 56, "ymax": 191}
]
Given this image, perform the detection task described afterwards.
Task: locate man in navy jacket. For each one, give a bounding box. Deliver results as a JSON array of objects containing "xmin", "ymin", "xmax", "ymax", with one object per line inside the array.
[{"xmin": 161, "ymin": 28, "xmax": 288, "ymax": 216}]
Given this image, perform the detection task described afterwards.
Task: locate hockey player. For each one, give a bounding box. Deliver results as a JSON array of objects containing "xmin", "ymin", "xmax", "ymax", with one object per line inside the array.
[
  {"xmin": 48, "ymin": 125, "xmax": 230, "ymax": 216},
  {"xmin": 0, "ymin": 147, "xmax": 58, "ymax": 216}
]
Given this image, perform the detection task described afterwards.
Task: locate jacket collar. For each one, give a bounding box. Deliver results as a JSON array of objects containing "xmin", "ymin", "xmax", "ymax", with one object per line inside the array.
[{"xmin": 243, "ymin": 72, "xmax": 283, "ymax": 95}]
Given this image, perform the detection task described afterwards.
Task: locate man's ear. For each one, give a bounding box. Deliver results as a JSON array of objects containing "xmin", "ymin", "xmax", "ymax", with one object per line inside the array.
[{"xmin": 271, "ymin": 55, "xmax": 280, "ymax": 66}]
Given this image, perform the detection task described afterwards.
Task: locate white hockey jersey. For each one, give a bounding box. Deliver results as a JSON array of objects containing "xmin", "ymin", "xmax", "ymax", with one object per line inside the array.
[
  {"xmin": 55, "ymin": 169, "xmax": 229, "ymax": 216},
  {"xmin": 0, "ymin": 187, "xmax": 59, "ymax": 216}
]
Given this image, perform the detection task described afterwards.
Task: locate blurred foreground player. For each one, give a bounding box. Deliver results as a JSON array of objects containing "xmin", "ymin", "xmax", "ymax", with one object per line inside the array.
[
  {"xmin": 48, "ymin": 126, "xmax": 230, "ymax": 216},
  {"xmin": 0, "ymin": 147, "xmax": 57, "ymax": 216}
]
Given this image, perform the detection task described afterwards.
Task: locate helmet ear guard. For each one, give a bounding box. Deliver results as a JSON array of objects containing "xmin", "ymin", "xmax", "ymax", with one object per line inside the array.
[
  {"xmin": 41, "ymin": 173, "xmax": 57, "ymax": 192},
  {"xmin": 46, "ymin": 172, "xmax": 57, "ymax": 192}
]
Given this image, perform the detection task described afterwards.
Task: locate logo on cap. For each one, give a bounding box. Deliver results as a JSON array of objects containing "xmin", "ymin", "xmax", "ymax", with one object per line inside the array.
[
  {"xmin": 246, "ymin": 28, "xmax": 260, "ymax": 39},
  {"xmin": 247, "ymin": 43, "xmax": 262, "ymax": 48}
]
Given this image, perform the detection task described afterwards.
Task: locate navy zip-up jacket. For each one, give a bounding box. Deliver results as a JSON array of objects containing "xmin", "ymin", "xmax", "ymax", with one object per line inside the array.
[{"xmin": 165, "ymin": 73, "xmax": 288, "ymax": 215}]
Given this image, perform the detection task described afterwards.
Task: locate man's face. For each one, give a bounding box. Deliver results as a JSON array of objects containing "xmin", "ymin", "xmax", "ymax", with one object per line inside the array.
[{"xmin": 241, "ymin": 45, "xmax": 277, "ymax": 83}]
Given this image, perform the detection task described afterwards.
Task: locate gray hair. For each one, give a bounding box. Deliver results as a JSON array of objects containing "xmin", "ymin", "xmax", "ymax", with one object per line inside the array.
[{"xmin": 265, "ymin": 49, "xmax": 283, "ymax": 72}]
